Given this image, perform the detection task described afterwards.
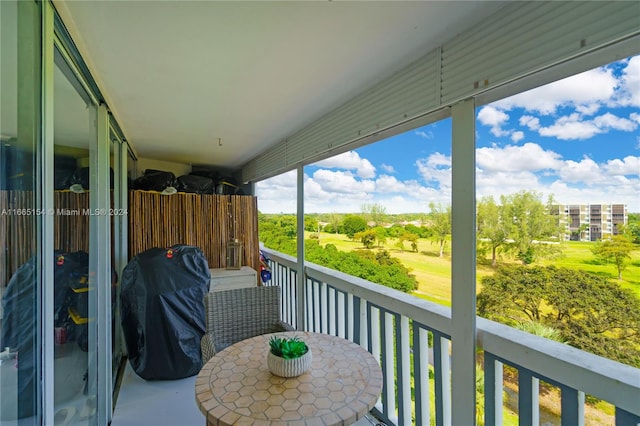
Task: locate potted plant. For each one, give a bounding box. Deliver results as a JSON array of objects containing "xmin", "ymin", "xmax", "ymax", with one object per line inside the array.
[{"xmin": 267, "ymin": 336, "xmax": 312, "ymax": 377}]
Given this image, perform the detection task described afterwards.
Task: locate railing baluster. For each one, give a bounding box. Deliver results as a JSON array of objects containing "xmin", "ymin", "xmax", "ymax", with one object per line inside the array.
[
  {"xmin": 484, "ymin": 352, "xmax": 504, "ymax": 426},
  {"xmin": 518, "ymin": 368, "xmax": 538, "ymax": 426},
  {"xmin": 414, "ymin": 325, "xmax": 430, "ymax": 426},
  {"xmin": 352, "ymin": 295, "xmax": 360, "ymax": 345},
  {"xmin": 360, "ymin": 297, "xmax": 368, "ymax": 349},
  {"xmin": 328, "ymin": 286, "xmax": 336, "ymax": 335},
  {"xmin": 306, "ymin": 278, "xmax": 313, "ymax": 332},
  {"xmin": 312, "ymin": 280, "xmax": 320, "ymax": 332},
  {"xmin": 383, "ymin": 311, "xmax": 396, "ymax": 423},
  {"xmin": 320, "ymin": 281, "xmax": 328, "ymax": 333},
  {"xmin": 397, "ymin": 315, "xmax": 411, "ymax": 425},
  {"xmin": 337, "ymin": 290, "xmax": 346, "ymax": 339},
  {"xmin": 433, "ymin": 332, "xmax": 451, "ymax": 426},
  {"xmin": 560, "ymin": 385, "xmax": 584, "ymax": 426},
  {"xmin": 291, "ymin": 270, "xmax": 297, "ymax": 329},
  {"xmin": 615, "ymin": 407, "xmax": 640, "ymax": 426}
]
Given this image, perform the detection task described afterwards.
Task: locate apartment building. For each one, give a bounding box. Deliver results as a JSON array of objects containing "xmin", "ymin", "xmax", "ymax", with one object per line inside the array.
[{"xmin": 554, "ymin": 204, "xmax": 628, "ymax": 241}]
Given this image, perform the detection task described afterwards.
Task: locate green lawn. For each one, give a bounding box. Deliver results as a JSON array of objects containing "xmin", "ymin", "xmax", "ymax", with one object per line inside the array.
[
  {"xmin": 312, "ymin": 232, "xmax": 640, "ymax": 302},
  {"xmin": 311, "ymin": 231, "xmax": 629, "ymax": 424},
  {"xmin": 540, "ymin": 241, "xmax": 640, "ymax": 297}
]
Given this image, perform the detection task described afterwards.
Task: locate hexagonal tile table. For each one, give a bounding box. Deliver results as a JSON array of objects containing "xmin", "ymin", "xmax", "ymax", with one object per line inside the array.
[{"xmin": 195, "ymin": 331, "xmax": 383, "ymax": 426}]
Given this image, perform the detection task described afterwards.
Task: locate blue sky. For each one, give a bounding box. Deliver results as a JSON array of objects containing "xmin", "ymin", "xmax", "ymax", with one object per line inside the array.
[{"xmin": 257, "ymin": 56, "xmax": 639, "ymax": 214}]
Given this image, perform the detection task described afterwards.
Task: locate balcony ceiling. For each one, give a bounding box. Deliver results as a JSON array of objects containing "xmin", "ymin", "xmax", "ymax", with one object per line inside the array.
[{"xmin": 53, "ymin": 1, "xmax": 506, "ymax": 171}]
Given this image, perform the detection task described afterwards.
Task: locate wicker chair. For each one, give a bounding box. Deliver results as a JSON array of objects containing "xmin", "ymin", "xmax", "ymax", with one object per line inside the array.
[{"xmin": 201, "ymin": 286, "xmax": 295, "ymax": 363}]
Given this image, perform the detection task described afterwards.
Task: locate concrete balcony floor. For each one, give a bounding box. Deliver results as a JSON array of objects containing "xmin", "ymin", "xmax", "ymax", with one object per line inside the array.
[{"xmin": 111, "ymin": 362, "xmax": 378, "ymax": 426}]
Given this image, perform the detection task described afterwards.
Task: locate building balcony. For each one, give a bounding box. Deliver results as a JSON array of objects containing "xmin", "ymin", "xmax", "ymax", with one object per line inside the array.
[{"xmin": 251, "ymin": 247, "xmax": 640, "ymax": 426}]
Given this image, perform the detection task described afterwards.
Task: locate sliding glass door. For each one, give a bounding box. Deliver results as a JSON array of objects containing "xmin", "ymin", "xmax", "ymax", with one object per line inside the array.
[{"xmin": 0, "ymin": 1, "xmax": 43, "ymax": 424}]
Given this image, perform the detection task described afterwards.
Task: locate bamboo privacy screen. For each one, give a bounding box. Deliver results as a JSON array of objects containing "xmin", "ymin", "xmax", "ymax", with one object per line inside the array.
[
  {"xmin": 0, "ymin": 190, "xmax": 259, "ymax": 289},
  {"xmin": 0, "ymin": 190, "xmax": 92, "ymax": 289},
  {"xmin": 128, "ymin": 191, "xmax": 260, "ymax": 278}
]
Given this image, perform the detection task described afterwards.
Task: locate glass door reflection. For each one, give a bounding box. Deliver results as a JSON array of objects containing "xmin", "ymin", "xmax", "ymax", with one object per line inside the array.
[{"xmin": 52, "ymin": 49, "xmax": 98, "ymax": 426}]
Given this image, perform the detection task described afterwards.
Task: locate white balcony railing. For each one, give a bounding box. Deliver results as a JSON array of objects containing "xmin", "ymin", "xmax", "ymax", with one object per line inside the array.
[{"xmin": 262, "ymin": 247, "xmax": 640, "ymax": 426}]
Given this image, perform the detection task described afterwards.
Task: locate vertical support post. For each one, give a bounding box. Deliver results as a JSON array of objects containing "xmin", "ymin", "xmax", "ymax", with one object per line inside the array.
[
  {"xmin": 118, "ymin": 138, "xmax": 128, "ymax": 287},
  {"xmin": 41, "ymin": 2, "xmax": 55, "ymax": 423},
  {"xmin": 93, "ymin": 104, "xmax": 112, "ymax": 424},
  {"xmin": 451, "ymin": 98, "xmax": 476, "ymax": 426},
  {"xmin": 296, "ymin": 164, "xmax": 306, "ymax": 330}
]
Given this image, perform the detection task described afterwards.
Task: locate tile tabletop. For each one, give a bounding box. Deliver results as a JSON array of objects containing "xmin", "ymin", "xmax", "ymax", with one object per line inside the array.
[{"xmin": 195, "ymin": 331, "xmax": 383, "ymax": 426}]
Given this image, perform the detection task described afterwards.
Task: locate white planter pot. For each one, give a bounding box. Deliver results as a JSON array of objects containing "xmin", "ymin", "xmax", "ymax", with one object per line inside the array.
[{"xmin": 267, "ymin": 349, "xmax": 312, "ymax": 378}]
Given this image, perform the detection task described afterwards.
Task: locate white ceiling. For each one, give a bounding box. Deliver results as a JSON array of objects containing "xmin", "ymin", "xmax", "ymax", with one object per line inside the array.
[{"xmin": 54, "ymin": 1, "xmax": 506, "ymax": 171}]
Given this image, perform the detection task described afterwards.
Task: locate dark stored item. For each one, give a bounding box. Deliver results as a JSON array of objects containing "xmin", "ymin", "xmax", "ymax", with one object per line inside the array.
[
  {"xmin": 0, "ymin": 256, "xmax": 37, "ymax": 418},
  {"xmin": 120, "ymin": 245, "xmax": 210, "ymax": 380},
  {"xmin": 131, "ymin": 169, "xmax": 176, "ymax": 192},
  {"xmin": 54, "ymin": 155, "xmax": 78, "ymax": 190},
  {"xmin": 1, "ymin": 144, "xmax": 34, "ymax": 190},
  {"xmin": 215, "ymin": 176, "xmax": 238, "ymax": 195},
  {"xmin": 175, "ymin": 174, "xmax": 214, "ymax": 194},
  {"xmin": 1, "ymin": 250, "xmax": 89, "ymax": 418},
  {"xmin": 189, "ymin": 169, "xmax": 219, "ymax": 182},
  {"xmin": 66, "ymin": 167, "xmax": 115, "ymax": 190}
]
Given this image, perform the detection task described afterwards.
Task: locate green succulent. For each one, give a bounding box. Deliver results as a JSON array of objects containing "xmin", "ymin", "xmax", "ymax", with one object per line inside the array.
[{"xmin": 269, "ymin": 336, "xmax": 309, "ymax": 359}]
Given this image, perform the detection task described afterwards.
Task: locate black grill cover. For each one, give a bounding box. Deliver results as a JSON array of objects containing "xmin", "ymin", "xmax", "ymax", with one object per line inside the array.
[
  {"xmin": 131, "ymin": 169, "xmax": 176, "ymax": 192},
  {"xmin": 175, "ymin": 174, "xmax": 214, "ymax": 194},
  {"xmin": 120, "ymin": 245, "xmax": 210, "ymax": 380}
]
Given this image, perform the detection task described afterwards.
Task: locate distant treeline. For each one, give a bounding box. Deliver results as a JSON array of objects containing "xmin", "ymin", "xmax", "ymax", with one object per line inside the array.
[{"xmin": 259, "ymin": 214, "xmax": 418, "ymax": 293}]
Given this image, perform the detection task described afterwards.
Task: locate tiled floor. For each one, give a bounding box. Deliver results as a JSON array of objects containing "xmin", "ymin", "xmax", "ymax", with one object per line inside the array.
[{"xmin": 111, "ymin": 362, "xmax": 378, "ymax": 426}]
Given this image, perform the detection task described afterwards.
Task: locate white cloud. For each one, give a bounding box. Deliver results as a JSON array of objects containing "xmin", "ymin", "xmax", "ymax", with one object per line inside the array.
[
  {"xmin": 511, "ymin": 131, "xmax": 524, "ymax": 142},
  {"xmin": 558, "ymin": 157, "xmax": 605, "ymax": 183},
  {"xmin": 416, "ymin": 153, "xmax": 452, "ymax": 192},
  {"xmin": 313, "ymin": 151, "xmax": 376, "ymax": 178},
  {"xmin": 255, "ymin": 170, "xmax": 298, "ymax": 213},
  {"xmin": 477, "ymin": 170, "xmax": 545, "ymax": 200},
  {"xmin": 603, "ymin": 156, "xmax": 640, "ymax": 176},
  {"xmin": 477, "ymin": 143, "xmax": 563, "ymax": 172},
  {"xmin": 381, "ymin": 163, "xmax": 396, "ymax": 173},
  {"xmin": 539, "ymin": 120, "xmax": 601, "ymax": 140},
  {"xmin": 519, "ymin": 115, "xmax": 540, "ymax": 131},
  {"xmin": 312, "ymin": 169, "xmax": 375, "ymax": 194},
  {"xmin": 614, "ymin": 56, "xmax": 640, "ymax": 107},
  {"xmin": 575, "ymin": 103, "xmax": 601, "ymax": 116},
  {"xmin": 536, "ymin": 112, "xmax": 638, "ymax": 140},
  {"xmin": 415, "ymin": 130, "xmax": 434, "ymax": 139},
  {"xmin": 375, "ymin": 174, "xmax": 404, "ymax": 193},
  {"xmin": 477, "ymin": 106, "xmax": 510, "ymax": 136},
  {"xmin": 493, "ymin": 67, "xmax": 617, "ymax": 114},
  {"xmin": 593, "ymin": 112, "xmax": 637, "ymax": 131}
]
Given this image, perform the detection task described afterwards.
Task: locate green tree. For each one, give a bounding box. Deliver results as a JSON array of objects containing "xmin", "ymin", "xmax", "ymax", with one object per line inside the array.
[
  {"xmin": 371, "ymin": 226, "xmax": 388, "ymax": 247},
  {"xmin": 304, "ymin": 216, "xmax": 319, "ymax": 233},
  {"xmin": 354, "ymin": 229, "xmax": 377, "ymax": 249},
  {"xmin": 396, "ymin": 232, "xmax": 418, "ymax": 252},
  {"xmin": 327, "ymin": 213, "xmax": 342, "ymax": 235},
  {"xmin": 428, "ymin": 202, "xmax": 451, "ymax": 257},
  {"xmin": 621, "ymin": 214, "xmax": 640, "ymax": 244},
  {"xmin": 478, "ymin": 265, "xmax": 640, "ymax": 367},
  {"xmin": 500, "ymin": 191, "xmax": 562, "ymax": 264},
  {"xmin": 591, "ymin": 234, "xmax": 636, "ymax": 280},
  {"xmin": 361, "ymin": 203, "xmax": 387, "ymax": 226},
  {"xmin": 341, "ymin": 215, "xmax": 367, "ymax": 239},
  {"xmin": 477, "ymin": 196, "xmax": 509, "ymax": 267}
]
